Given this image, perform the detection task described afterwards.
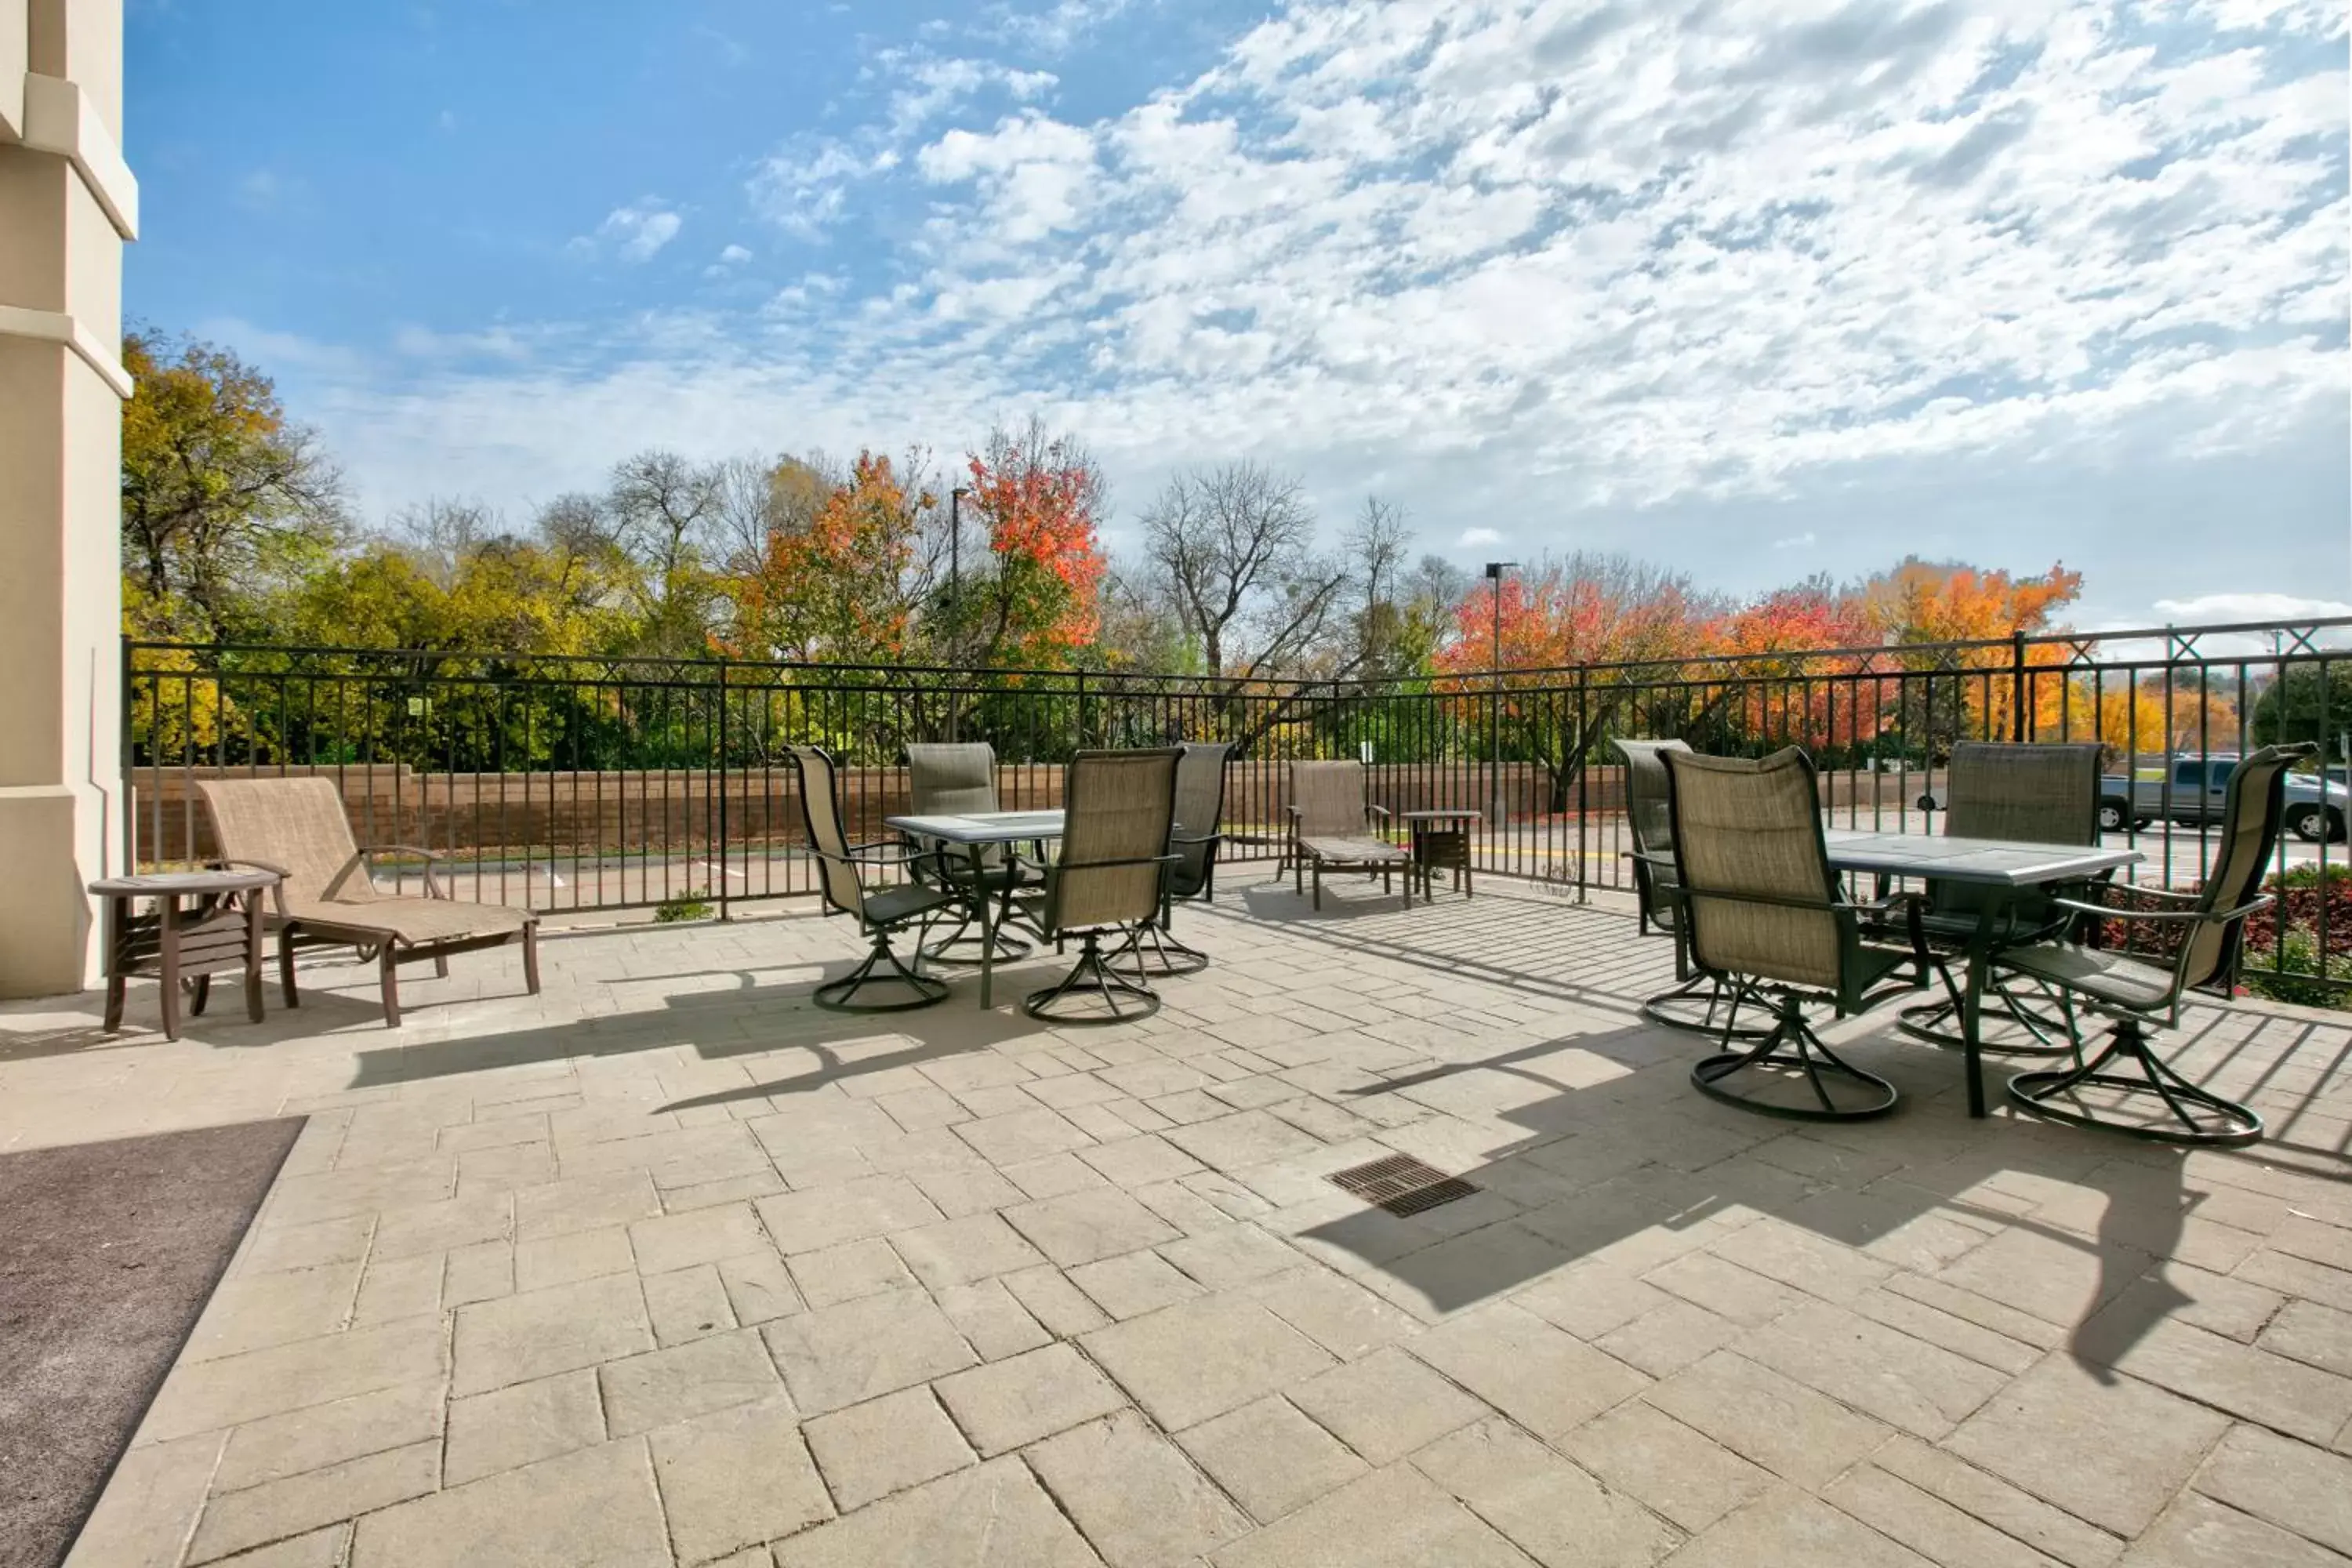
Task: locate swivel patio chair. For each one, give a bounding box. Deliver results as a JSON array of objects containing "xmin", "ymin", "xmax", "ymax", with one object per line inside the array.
[
  {"xmin": 198, "ymin": 777, "xmax": 539, "ymax": 1029},
  {"xmin": 904, "ymin": 742, "xmax": 1039, "ymax": 963},
  {"xmin": 1998, "ymin": 742, "xmax": 2310, "ymax": 1147},
  {"xmin": 1018, "ymin": 749, "xmax": 1181, "ymax": 1024},
  {"xmin": 1286, "ymin": 760, "xmax": 1411, "ymax": 912},
  {"xmin": 1128, "ymin": 741, "xmax": 1231, "ymax": 978},
  {"xmin": 1664, "ymin": 748, "xmax": 1931, "ymax": 1121},
  {"xmin": 1617, "ymin": 737, "xmax": 1758, "ymax": 1039},
  {"xmin": 1895, "ymin": 742, "xmax": 2106, "ymax": 1057},
  {"xmin": 788, "ymin": 745, "xmax": 964, "ymax": 1013}
]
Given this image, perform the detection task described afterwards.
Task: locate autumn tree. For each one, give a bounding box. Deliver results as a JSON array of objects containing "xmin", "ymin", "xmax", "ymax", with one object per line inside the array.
[
  {"xmin": 958, "ymin": 418, "xmax": 1108, "ymax": 669},
  {"xmin": 1434, "ymin": 554, "xmax": 1715, "ymax": 810},
  {"xmin": 120, "ymin": 328, "xmax": 349, "ymax": 637},
  {"xmin": 729, "ymin": 451, "xmax": 931, "ymax": 664}
]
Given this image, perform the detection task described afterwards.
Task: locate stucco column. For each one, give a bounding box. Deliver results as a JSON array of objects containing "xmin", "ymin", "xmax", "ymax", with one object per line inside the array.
[{"xmin": 0, "ymin": 0, "xmax": 135, "ymax": 996}]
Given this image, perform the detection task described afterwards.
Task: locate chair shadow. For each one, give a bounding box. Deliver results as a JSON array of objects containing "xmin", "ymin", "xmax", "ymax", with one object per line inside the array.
[
  {"xmin": 346, "ymin": 957, "xmax": 1054, "ymax": 1096},
  {"xmin": 1301, "ymin": 1019, "xmax": 2213, "ymax": 1378},
  {"xmin": 1225, "ymin": 884, "xmax": 1668, "ymax": 1014}
]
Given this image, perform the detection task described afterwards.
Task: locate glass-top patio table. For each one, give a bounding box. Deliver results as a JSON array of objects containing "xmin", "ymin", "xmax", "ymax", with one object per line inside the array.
[
  {"xmin": 1822, "ymin": 829, "xmax": 2142, "ymax": 1118},
  {"xmin": 884, "ymin": 810, "xmax": 1067, "ymax": 1007}
]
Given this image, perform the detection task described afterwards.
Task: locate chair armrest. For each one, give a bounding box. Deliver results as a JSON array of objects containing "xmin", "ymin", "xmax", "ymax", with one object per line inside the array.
[
  {"xmin": 1283, "ymin": 805, "xmax": 1303, "ymax": 819},
  {"xmin": 1170, "ymin": 829, "xmax": 1222, "ymax": 849},
  {"xmin": 2045, "ymin": 892, "xmax": 2274, "ymax": 926},
  {"xmin": 846, "ymin": 840, "xmax": 922, "ymax": 864},
  {"xmin": 359, "ymin": 844, "xmax": 452, "ymax": 900},
  {"xmin": 1366, "ymin": 804, "xmax": 1392, "ymax": 821}
]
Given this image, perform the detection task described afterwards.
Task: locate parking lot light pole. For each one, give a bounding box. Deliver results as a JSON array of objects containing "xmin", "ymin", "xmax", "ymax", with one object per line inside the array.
[{"xmin": 1486, "ymin": 561, "xmax": 1517, "ymax": 829}]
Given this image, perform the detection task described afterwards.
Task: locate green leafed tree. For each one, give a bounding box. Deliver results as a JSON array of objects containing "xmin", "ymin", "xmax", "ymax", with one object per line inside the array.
[{"xmin": 120, "ymin": 328, "xmax": 349, "ymax": 638}]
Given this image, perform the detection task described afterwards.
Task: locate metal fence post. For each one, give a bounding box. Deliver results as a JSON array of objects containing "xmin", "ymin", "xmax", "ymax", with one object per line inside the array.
[
  {"xmin": 2011, "ymin": 630, "xmax": 2027, "ymax": 742},
  {"xmin": 1575, "ymin": 663, "xmax": 1590, "ymax": 904},
  {"xmin": 717, "ymin": 657, "xmax": 731, "ymax": 921},
  {"xmin": 1076, "ymin": 670, "xmax": 1090, "ymax": 753}
]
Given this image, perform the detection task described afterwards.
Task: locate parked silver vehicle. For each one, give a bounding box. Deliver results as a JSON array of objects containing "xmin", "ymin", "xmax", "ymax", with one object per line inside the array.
[{"xmin": 2098, "ymin": 754, "xmax": 2348, "ymax": 841}]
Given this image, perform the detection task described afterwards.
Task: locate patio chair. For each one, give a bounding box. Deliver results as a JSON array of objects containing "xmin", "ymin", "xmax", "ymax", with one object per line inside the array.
[
  {"xmin": 1017, "ymin": 749, "xmax": 1181, "ymax": 1023},
  {"xmin": 904, "ymin": 742, "xmax": 1038, "ymax": 963},
  {"xmin": 198, "ymin": 777, "xmax": 539, "ymax": 1029},
  {"xmin": 1999, "ymin": 742, "xmax": 2311, "ymax": 1147},
  {"xmin": 1894, "ymin": 742, "xmax": 2106, "ymax": 1056},
  {"xmin": 1664, "ymin": 748, "xmax": 1930, "ymax": 1120},
  {"xmin": 1286, "ymin": 760, "xmax": 1411, "ymax": 912},
  {"xmin": 1617, "ymin": 737, "xmax": 1758, "ymax": 1039},
  {"xmin": 1128, "ymin": 741, "xmax": 1232, "ymax": 978},
  {"xmin": 788, "ymin": 745, "xmax": 963, "ymax": 1013}
]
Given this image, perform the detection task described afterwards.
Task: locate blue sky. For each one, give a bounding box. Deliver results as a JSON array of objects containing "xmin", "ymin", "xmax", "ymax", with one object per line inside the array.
[{"xmin": 127, "ymin": 0, "xmax": 2350, "ymax": 631}]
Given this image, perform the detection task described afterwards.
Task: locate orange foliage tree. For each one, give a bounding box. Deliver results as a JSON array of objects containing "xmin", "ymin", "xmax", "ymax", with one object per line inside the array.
[
  {"xmin": 726, "ymin": 451, "xmax": 926, "ymax": 664},
  {"xmin": 958, "ymin": 418, "xmax": 1108, "ymax": 670}
]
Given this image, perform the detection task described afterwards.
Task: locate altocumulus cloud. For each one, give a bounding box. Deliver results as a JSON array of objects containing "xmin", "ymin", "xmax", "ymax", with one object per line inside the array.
[{"xmin": 289, "ymin": 0, "xmax": 2345, "ymax": 602}]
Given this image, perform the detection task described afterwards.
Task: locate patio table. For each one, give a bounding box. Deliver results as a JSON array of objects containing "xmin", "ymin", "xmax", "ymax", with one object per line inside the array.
[
  {"xmin": 1402, "ymin": 809, "xmax": 1482, "ymax": 899},
  {"xmin": 1822, "ymin": 829, "xmax": 2140, "ymax": 1119},
  {"xmin": 885, "ymin": 810, "xmax": 1065, "ymax": 1008}
]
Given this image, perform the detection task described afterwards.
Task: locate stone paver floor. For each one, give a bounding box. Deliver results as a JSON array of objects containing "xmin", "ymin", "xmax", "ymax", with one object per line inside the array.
[{"xmin": 5, "ymin": 868, "xmax": 2350, "ymax": 1567}]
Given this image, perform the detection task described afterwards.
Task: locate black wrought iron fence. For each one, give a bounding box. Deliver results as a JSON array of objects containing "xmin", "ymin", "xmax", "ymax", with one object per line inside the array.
[{"xmin": 125, "ymin": 617, "xmax": 2350, "ymax": 1000}]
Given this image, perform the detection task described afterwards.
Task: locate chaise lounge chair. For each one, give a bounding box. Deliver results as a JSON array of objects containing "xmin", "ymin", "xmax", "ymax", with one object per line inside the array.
[{"xmin": 198, "ymin": 777, "xmax": 539, "ymax": 1027}]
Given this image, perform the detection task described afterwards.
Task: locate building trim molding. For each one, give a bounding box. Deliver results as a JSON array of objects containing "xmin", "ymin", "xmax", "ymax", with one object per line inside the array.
[
  {"xmin": 0, "ymin": 305, "xmax": 134, "ymax": 398},
  {"xmin": 17, "ymin": 73, "xmax": 139, "ymax": 240}
]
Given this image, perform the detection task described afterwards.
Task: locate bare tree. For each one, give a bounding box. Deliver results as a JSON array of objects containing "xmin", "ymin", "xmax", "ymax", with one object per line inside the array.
[
  {"xmin": 1138, "ymin": 461, "xmax": 1349, "ymax": 681},
  {"xmin": 387, "ymin": 498, "xmax": 500, "ymax": 588},
  {"xmin": 604, "ymin": 451, "xmax": 727, "ymax": 654},
  {"xmin": 1342, "ymin": 496, "xmax": 1414, "ymax": 676}
]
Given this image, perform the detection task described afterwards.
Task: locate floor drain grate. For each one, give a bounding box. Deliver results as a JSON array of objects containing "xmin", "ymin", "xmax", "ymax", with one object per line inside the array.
[{"xmin": 1327, "ymin": 1154, "xmax": 1480, "ymax": 1217}]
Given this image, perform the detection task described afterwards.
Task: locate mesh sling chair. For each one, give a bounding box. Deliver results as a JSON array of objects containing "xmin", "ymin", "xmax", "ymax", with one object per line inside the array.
[
  {"xmin": 1998, "ymin": 742, "xmax": 2311, "ymax": 1147},
  {"xmin": 1894, "ymin": 742, "xmax": 2107, "ymax": 1056},
  {"xmin": 1287, "ymin": 760, "xmax": 1412, "ymax": 912},
  {"xmin": 1018, "ymin": 749, "xmax": 1181, "ymax": 1023},
  {"xmin": 904, "ymin": 742, "xmax": 1040, "ymax": 964},
  {"xmin": 1663, "ymin": 748, "xmax": 1932, "ymax": 1120},
  {"xmin": 788, "ymin": 746, "xmax": 964, "ymax": 1013},
  {"xmin": 198, "ymin": 777, "xmax": 539, "ymax": 1029},
  {"xmin": 1127, "ymin": 741, "xmax": 1232, "ymax": 978},
  {"xmin": 1617, "ymin": 737, "xmax": 1759, "ymax": 1038}
]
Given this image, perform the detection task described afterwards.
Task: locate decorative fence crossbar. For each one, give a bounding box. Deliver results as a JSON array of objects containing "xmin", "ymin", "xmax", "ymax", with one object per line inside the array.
[{"xmin": 125, "ymin": 617, "xmax": 2350, "ymax": 999}]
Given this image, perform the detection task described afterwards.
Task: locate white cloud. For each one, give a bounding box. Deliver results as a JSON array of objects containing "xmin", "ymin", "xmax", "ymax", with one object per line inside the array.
[
  {"xmin": 1458, "ymin": 528, "xmax": 1503, "ymax": 548},
  {"xmin": 704, "ymin": 243, "xmax": 754, "ymax": 278},
  {"xmin": 2152, "ymin": 593, "xmax": 2352, "ymax": 623},
  {"xmin": 1773, "ymin": 533, "xmax": 1817, "ymax": 550},
  {"xmin": 575, "ymin": 201, "xmax": 682, "ymax": 263},
  {"xmin": 260, "ymin": 0, "xmax": 2350, "ymax": 615}
]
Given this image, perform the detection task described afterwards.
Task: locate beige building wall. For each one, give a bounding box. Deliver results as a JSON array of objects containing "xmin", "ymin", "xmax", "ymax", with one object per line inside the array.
[{"xmin": 0, "ymin": 0, "xmax": 134, "ymax": 996}]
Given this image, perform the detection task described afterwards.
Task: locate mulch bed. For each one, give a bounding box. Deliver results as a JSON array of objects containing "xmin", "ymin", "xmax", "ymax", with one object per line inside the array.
[{"xmin": 0, "ymin": 1119, "xmax": 304, "ymax": 1568}]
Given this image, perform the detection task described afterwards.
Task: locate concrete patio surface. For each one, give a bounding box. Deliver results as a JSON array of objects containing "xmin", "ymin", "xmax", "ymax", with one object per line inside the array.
[{"xmin": 5, "ymin": 868, "xmax": 2350, "ymax": 1567}]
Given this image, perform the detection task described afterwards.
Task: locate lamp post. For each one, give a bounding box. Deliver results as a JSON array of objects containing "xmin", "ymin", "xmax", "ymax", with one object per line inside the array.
[{"xmin": 1485, "ymin": 561, "xmax": 1516, "ymax": 829}]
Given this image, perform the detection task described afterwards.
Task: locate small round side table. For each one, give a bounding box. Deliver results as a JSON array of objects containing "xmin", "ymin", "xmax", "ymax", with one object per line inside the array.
[{"xmin": 88, "ymin": 869, "xmax": 281, "ymax": 1040}]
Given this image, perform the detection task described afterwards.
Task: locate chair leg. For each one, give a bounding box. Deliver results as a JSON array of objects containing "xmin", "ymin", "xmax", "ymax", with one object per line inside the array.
[
  {"xmin": 379, "ymin": 946, "xmax": 402, "ymax": 1028},
  {"xmin": 2008, "ymin": 1017, "xmax": 2262, "ymax": 1146},
  {"xmin": 1024, "ymin": 931, "xmax": 1160, "ymax": 1025},
  {"xmin": 1312, "ymin": 862, "xmax": 1323, "ymax": 912},
  {"xmin": 1642, "ymin": 971, "xmax": 1769, "ymax": 1039},
  {"xmin": 278, "ymin": 928, "xmax": 300, "ymax": 1007},
  {"xmin": 434, "ymin": 953, "xmax": 450, "ymax": 979},
  {"xmin": 815, "ymin": 929, "xmax": 950, "ymax": 1014},
  {"xmin": 1690, "ymin": 989, "xmax": 1898, "ymax": 1121},
  {"xmin": 521, "ymin": 924, "xmax": 541, "ymax": 995},
  {"xmin": 1124, "ymin": 920, "xmax": 1210, "ymax": 978}
]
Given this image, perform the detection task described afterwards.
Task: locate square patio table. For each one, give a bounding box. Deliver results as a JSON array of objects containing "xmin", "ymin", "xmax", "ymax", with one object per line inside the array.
[
  {"xmin": 885, "ymin": 809, "xmax": 1065, "ymax": 1007},
  {"xmin": 1401, "ymin": 809, "xmax": 1482, "ymax": 899},
  {"xmin": 1822, "ymin": 829, "xmax": 2141, "ymax": 1119}
]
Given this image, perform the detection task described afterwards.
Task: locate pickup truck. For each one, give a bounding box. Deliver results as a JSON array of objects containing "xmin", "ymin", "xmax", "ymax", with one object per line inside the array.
[{"xmin": 2100, "ymin": 754, "xmax": 2347, "ymax": 841}]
